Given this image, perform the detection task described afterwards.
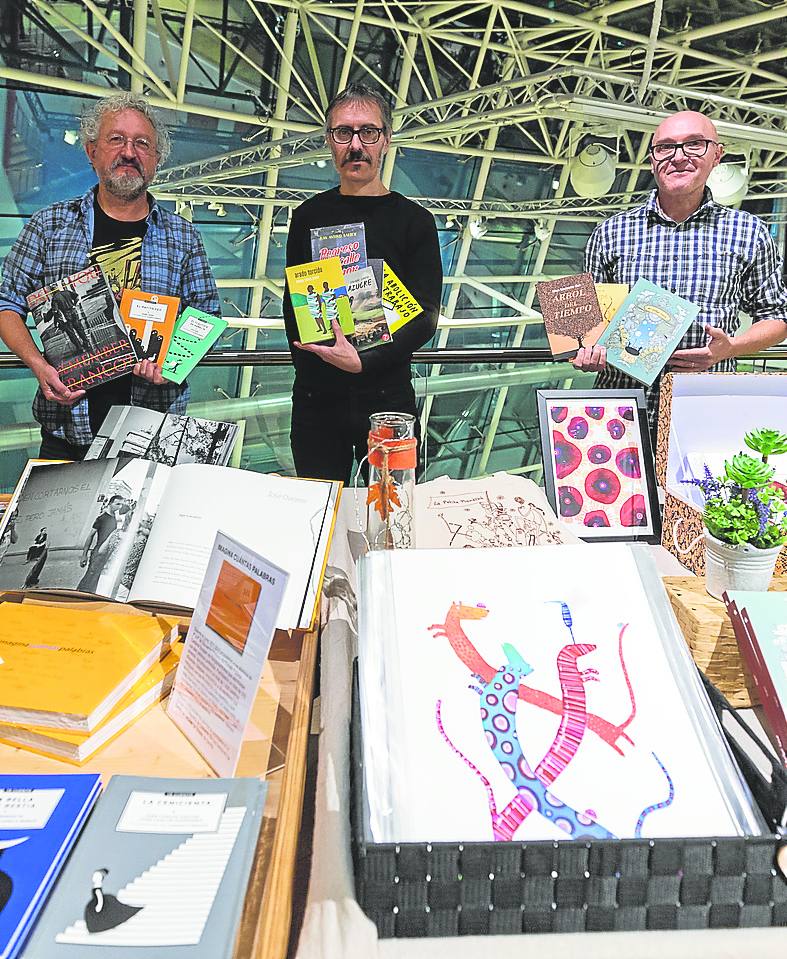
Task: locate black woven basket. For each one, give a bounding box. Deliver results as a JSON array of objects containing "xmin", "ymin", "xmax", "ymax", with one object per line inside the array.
[{"xmin": 350, "ymin": 664, "xmax": 787, "ymax": 937}]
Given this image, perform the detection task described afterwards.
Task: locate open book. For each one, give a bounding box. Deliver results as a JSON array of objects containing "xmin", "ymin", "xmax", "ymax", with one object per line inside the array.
[{"xmin": 0, "ymin": 459, "xmax": 340, "ymax": 630}]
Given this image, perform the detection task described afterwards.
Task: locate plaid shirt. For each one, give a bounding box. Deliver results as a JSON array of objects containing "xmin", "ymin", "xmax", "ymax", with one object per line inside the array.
[
  {"xmin": 585, "ymin": 189, "xmax": 787, "ymax": 426},
  {"xmin": 0, "ymin": 187, "xmax": 219, "ymax": 446}
]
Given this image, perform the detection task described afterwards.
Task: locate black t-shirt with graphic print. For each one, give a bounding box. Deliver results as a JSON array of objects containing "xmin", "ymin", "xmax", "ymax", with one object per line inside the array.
[{"xmin": 87, "ymin": 196, "xmax": 148, "ymax": 437}]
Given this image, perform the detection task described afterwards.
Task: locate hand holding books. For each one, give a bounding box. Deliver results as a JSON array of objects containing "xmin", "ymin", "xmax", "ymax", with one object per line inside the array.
[{"xmin": 293, "ymin": 316, "xmax": 362, "ymax": 373}]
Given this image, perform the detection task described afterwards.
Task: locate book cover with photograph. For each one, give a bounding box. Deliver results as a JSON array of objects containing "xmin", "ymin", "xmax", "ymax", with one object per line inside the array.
[
  {"xmin": 596, "ymin": 278, "xmax": 700, "ymax": 386},
  {"xmin": 537, "ymin": 272, "xmax": 606, "ymax": 360},
  {"xmin": 26, "ymin": 266, "xmax": 137, "ymax": 391},
  {"xmin": 309, "ymin": 222, "xmax": 367, "ymax": 273},
  {"xmin": 85, "ymin": 406, "xmax": 238, "ymax": 467},
  {"xmin": 119, "ymin": 290, "xmax": 180, "ymax": 364},
  {"xmin": 345, "ymin": 266, "xmax": 391, "ymax": 352},
  {"xmin": 285, "ymin": 257, "xmax": 354, "ymax": 344},
  {"xmin": 160, "ymin": 308, "xmax": 227, "ymax": 386}
]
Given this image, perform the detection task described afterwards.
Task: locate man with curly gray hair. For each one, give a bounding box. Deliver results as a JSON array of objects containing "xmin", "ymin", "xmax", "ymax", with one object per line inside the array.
[{"xmin": 0, "ymin": 92, "xmax": 219, "ymax": 460}]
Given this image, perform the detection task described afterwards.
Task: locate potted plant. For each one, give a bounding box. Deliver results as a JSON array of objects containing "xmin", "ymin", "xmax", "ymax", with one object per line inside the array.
[{"xmin": 684, "ymin": 428, "xmax": 787, "ymax": 599}]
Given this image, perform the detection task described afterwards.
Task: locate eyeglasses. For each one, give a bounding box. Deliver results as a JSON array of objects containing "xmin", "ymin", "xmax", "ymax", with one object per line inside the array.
[
  {"xmin": 327, "ymin": 125, "xmax": 385, "ymax": 145},
  {"xmin": 102, "ymin": 133, "xmax": 155, "ymax": 155},
  {"xmin": 649, "ymin": 138, "xmax": 719, "ymax": 161}
]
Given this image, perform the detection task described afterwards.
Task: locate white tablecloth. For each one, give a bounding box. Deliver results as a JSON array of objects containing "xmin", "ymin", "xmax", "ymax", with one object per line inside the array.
[{"xmin": 295, "ymin": 496, "xmax": 785, "ymax": 959}]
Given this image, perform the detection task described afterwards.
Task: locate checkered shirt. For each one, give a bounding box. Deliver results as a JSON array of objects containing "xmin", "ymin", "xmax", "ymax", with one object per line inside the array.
[
  {"xmin": 585, "ymin": 188, "xmax": 787, "ymax": 426},
  {"xmin": 0, "ymin": 187, "xmax": 220, "ymax": 446}
]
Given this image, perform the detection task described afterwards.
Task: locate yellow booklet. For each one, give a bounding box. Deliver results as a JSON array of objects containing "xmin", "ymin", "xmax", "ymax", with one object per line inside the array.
[
  {"xmin": 0, "ymin": 604, "xmax": 177, "ymax": 732},
  {"xmin": 382, "ymin": 263, "xmax": 422, "ymax": 334},
  {"xmin": 595, "ymin": 283, "xmax": 629, "ymax": 324},
  {"xmin": 0, "ymin": 644, "xmax": 181, "ymax": 764}
]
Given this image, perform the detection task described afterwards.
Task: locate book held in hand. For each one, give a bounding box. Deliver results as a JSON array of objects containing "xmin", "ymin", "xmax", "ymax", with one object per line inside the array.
[
  {"xmin": 596, "ymin": 278, "xmax": 699, "ymax": 386},
  {"xmin": 118, "ymin": 289, "xmax": 180, "ymax": 364},
  {"xmin": 345, "ymin": 266, "xmax": 391, "ymax": 352},
  {"xmin": 22, "ymin": 775, "xmax": 265, "ymax": 959},
  {"xmin": 160, "ymin": 307, "xmax": 227, "ymax": 386},
  {"xmin": 26, "ymin": 266, "xmax": 136, "ymax": 391},
  {"xmin": 309, "ymin": 222, "xmax": 367, "ymax": 272},
  {"xmin": 285, "ymin": 257, "xmax": 354, "ymax": 344},
  {"xmin": 536, "ymin": 272, "xmax": 606, "ymax": 360},
  {"xmin": 369, "ymin": 259, "xmax": 423, "ymax": 334},
  {"xmin": 0, "ymin": 773, "xmax": 101, "ymax": 959}
]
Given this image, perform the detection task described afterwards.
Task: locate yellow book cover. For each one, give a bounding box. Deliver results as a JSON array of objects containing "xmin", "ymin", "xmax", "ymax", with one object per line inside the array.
[
  {"xmin": 0, "ymin": 604, "xmax": 177, "ymax": 731},
  {"xmin": 0, "ymin": 644, "xmax": 182, "ymax": 764},
  {"xmin": 595, "ymin": 283, "xmax": 629, "ymax": 324},
  {"xmin": 382, "ymin": 263, "xmax": 422, "ymax": 334},
  {"xmin": 285, "ymin": 257, "xmax": 354, "ymax": 343}
]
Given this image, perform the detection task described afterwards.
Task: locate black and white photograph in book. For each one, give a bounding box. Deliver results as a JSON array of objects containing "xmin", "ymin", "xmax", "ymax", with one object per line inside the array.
[
  {"xmin": 26, "ymin": 265, "xmax": 137, "ymax": 392},
  {"xmin": 0, "ymin": 457, "xmax": 162, "ymax": 599},
  {"xmin": 85, "ymin": 405, "xmax": 240, "ymax": 466}
]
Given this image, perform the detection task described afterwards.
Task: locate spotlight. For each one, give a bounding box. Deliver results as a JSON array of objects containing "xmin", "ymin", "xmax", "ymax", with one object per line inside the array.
[
  {"xmin": 207, "ymin": 201, "xmax": 227, "ymax": 217},
  {"xmin": 707, "ymin": 162, "xmax": 749, "ymax": 206},
  {"xmin": 468, "ymin": 216, "xmax": 488, "ymax": 239},
  {"xmin": 534, "ymin": 219, "xmax": 551, "ymax": 242},
  {"xmin": 63, "ymin": 129, "xmax": 79, "ymax": 145},
  {"xmin": 569, "ymin": 142, "xmax": 617, "ymax": 198},
  {"xmin": 175, "ymin": 200, "xmax": 193, "ymax": 222}
]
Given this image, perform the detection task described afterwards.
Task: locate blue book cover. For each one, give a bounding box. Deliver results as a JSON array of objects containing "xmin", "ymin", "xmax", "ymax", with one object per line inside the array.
[
  {"xmin": 0, "ymin": 773, "xmax": 101, "ymax": 959},
  {"xmin": 24, "ymin": 775, "xmax": 266, "ymax": 959},
  {"xmin": 596, "ymin": 278, "xmax": 700, "ymax": 386},
  {"xmin": 309, "ymin": 222, "xmax": 367, "ymax": 273}
]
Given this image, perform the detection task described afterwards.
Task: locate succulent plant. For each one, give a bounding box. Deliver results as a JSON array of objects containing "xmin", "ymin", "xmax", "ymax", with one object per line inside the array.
[
  {"xmin": 723, "ymin": 453, "xmax": 774, "ymax": 489},
  {"xmin": 744, "ymin": 428, "xmax": 787, "ymax": 463}
]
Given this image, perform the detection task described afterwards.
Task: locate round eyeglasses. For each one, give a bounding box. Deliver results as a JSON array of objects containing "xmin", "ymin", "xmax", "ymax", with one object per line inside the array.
[
  {"xmin": 103, "ymin": 134, "xmax": 155, "ymax": 155},
  {"xmin": 649, "ymin": 138, "xmax": 719, "ymax": 162},
  {"xmin": 327, "ymin": 125, "xmax": 385, "ymax": 145}
]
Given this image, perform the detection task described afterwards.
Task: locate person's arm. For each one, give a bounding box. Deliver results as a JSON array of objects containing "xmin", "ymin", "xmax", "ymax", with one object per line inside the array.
[
  {"xmin": 80, "ymin": 526, "xmax": 97, "ymax": 565},
  {"xmin": 572, "ymin": 224, "xmax": 609, "ymax": 372}
]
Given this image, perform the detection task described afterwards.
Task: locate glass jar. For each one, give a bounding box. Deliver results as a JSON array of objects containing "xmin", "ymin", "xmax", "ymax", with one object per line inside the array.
[{"xmin": 365, "ymin": 412, "xmax": 416, "ymax": 550}]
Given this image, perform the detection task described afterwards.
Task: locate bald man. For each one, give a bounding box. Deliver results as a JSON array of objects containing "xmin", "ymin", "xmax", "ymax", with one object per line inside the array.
[{"xmin": 574, "ymin": 110, "xmax": 787, "ymax": 433}]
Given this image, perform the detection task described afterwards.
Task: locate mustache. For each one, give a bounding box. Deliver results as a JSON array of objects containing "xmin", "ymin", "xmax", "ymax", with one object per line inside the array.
[
  {"xmin": 342, "ymin": 148, "xmax": 371, "ymax": 165},
  {"xmin": 110, "ymin": 157, "xmax": 143, "ymax": 175}
]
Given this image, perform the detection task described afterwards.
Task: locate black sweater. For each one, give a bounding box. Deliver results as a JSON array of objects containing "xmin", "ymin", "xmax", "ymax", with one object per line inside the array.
[{"xmin": 283, "ymin": 187, "xmax": 443, "ymax": 393}]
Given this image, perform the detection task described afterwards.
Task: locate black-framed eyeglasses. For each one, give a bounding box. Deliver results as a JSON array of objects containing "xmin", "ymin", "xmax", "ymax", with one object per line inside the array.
[
  {"xmin": 649, "ymin": 138, "xmax": 719, "ymax": 161},
  {"xmin": 327, "ymin": 125, "xmax": 385, "ymax": 145}
]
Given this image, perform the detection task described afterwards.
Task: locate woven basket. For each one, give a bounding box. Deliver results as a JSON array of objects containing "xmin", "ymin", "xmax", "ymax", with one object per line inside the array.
[{"xmin": 663, "ymin": 575, "xmax": 787, "ymax": 708}]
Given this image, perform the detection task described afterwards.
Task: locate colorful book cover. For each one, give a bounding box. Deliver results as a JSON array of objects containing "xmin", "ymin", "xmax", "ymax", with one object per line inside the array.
[
  {"xmin": 285, "ymin": 257, "xmax": 354, "ymax": 344},
  {"xmin": 309, "ymin": 222, "xmax": 367, "ymax": 273},
  {"xmin": 119, "ymin": 290, "xmax": 181, "ymax": 364},
  {"xmin": 595, "ymin": 283, "xmax": 629, "ymax": 324},
  {"xmin": 596, "ymin": 278, "xmax": 700, "ymax": 386},
  {"xmin": 160, "ymin": 308, "xmax": 228, "ymax": 386},
  {"xmin": 0, "ymin": 773, "xmax": 101, "ymax": 959},
  {"xmin": 23, "ymin": 775, "xmax": 266, "ymax": 959},
  {"xmin": 26, "ymin": 266, "xmax": 137, "ymax": 392},
  {"xmin": 345, "ymin": 266, "xmax": 391, "ymax": 352},
  {"xmin": 537, "ymin": 272, "xmax": 606, "ymax": 360},
  {"xmin": 0, "ymin": 604, "xmax": 175, "ymax": 731},
  {"xmin": 381, "ymin": 261, "xmax": 422, "ymax": 334}
]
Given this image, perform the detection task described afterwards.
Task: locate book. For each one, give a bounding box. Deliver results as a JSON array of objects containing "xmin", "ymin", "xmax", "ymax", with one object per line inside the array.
[
  {"xmin": 160, "ymin": 308, "xmax": 228, "ymax": 386},
  {"xmin": 0, "ymin": 603, "xmax": 176, "ymax": 732},
  {"xmin": 85, "ymin": 406, "xmax": 239, "ymax": 467},
  {"xmin": 0, "ymin": 773, "xmax": 101, "ymax": 959},
  {"xmin": 0, "ymin": 645, "xmax": 182, "ymax": 764},
  {"xmin": 309, "ymin": 222, "xmax": 367, "ymax": 273},
  {"xmin": 26, "ymin": 265, "xmax": 137, "ymax": 392},
  {"xmin": 0, "ymin": 458, "xmax": 340, "ymax": 629},
  {"xmin": 285, "ymin": 257, "xmax": 354, "ymax": 344},
  {"xmin": 371, "ymin": 260, "xmax": 423, "ymax": 335},
  {"xmin": 345, "ymin": 266, "xmax": 391, "ymax": 352},
  {"xmin": 596, "ymin": 278, "xmax": 700, "ymax": 386},
  {"xmin": 118, "ymin": 289, "xmax": 181, "ymax": 364},
  {"xmin": 595, "ymin": 283, "xmax": 629, "ymax": 324},
  {"xmin": 22, "ymin": 775, "xmax": 266, "ymax": 958},
  {"xmin": 536, "ymin": 272, "xmax": 606, "ymax": 360}
]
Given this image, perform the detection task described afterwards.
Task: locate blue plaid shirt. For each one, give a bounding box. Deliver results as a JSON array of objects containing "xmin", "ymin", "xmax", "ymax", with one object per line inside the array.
[
  {"xmin": 585, "ymin": 189, "xmax": 787, "ymax": 425},
  {"xmin": 0, "ymin": 187, "xmax": 220, "ymax": 446}
]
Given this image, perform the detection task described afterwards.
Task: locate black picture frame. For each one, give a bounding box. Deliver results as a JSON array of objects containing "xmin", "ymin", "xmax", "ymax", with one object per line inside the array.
[{"xmin": 536, "ymin": 388, "xmax": 662, "ymax": 544}]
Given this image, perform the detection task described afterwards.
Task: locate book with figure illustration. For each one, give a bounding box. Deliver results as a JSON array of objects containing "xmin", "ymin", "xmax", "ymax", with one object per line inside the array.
[
  {"xmin": 596, "ymin": 279, "xmax": 699, "ymax": 386},
  {"xmin": 0, "ymin": 458, "xmax": 340, "ymax": 630},
  {"xmin": 345, "ymin": 266, "xmax": 390, "ymax": 352},
  {"xmin": 22, "ymin": 775, "xmax": 265, "ymax": 959},
  {"xmin": 309, "ymin": 222, "xmax": 367, "ymax": 273},
  {"xmin": 160, "ymin": 308, "xmax": 227, "ymax": 386},
  {"xmin": 0, "ymin": 772, "xmax": 101, "ymax": 959},
  {"xmin": 118, "ymin": 290, "xmax": 181, "ymax": 365},
  {"xmin": 26, "ymin": 266, "xmax": 137, "ymax": 391},
  {"xmin": 285, "ymin": 257, "xmax": 354, "ymax": 344}
]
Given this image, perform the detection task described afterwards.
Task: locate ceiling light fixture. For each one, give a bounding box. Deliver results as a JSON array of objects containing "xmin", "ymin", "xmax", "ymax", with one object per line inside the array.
[
  {"xmin": 468, "ymin": 216, "xmax": 488, "ymax": 239},
  {"xmin": 707, "ymin": 162, "xmax": 749, "ymax": 206},
  {"xmin": 569, "ymin": 142, "xmax": 617, "ymax": 198}
]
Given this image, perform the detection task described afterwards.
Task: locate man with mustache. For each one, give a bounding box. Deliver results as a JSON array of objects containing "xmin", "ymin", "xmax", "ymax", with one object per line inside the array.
[
  {"xmin": 283, "ymin": 83, "xmax": 442, "ymax": 483},
  {"xmin": 573, "ymin": 110, "xmax": 787, "ymax": 439},
  {"xmin": 0, "ymin": 93, "xmax": 219, "ymax": 460}
]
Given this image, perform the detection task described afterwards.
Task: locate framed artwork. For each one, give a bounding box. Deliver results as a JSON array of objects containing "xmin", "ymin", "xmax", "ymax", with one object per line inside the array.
[{"xmin": 537, "ymin": 389, "xmax": 661, "ymax": 544}]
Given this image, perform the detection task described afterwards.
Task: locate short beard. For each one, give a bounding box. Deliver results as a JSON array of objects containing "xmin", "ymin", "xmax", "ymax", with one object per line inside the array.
[{"xmin": 103, "ymin": 170, "xmax": 148, "ymax": 201}]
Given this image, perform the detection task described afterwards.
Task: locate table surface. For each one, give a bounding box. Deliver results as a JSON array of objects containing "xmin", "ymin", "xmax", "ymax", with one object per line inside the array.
[{"xmin": 294, "ymin": 495, "xmax": 787, "ymax": 959}]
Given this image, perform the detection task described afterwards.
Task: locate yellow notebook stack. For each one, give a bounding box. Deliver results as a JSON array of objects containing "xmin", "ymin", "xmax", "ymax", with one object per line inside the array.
[{"xmin": 0, "ymin": 603, "xmax": 177, "ymax": 732}]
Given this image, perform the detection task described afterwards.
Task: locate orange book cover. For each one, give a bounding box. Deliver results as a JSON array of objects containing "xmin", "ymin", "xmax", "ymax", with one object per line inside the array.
[
  {"xmin": 0, "ymin": 604, "xmax": 177, "ymax": 731},
  {"xmin": 119, "ymin": 289, "xmax": 181, "ymax": 364}
]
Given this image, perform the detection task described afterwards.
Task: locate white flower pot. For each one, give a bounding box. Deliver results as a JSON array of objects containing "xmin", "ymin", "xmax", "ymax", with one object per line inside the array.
[{"xmin": 704, "ymin": 530, "xmax": 782, "ymax": 600}]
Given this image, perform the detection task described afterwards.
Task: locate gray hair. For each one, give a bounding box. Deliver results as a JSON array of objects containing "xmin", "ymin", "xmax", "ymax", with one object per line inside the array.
[
  {"xmin": 80, "ymin": 93, "xmax": 171, "ymax": 165},
  {"xmin": 325, "ymin": 82, "xmax": 393, "ymax": 134}
]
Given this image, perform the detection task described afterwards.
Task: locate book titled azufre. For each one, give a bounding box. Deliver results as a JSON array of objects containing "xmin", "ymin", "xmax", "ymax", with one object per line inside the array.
[{"xmin": 26, "ymin": 266, "xmax": 137, "ymax": 391}]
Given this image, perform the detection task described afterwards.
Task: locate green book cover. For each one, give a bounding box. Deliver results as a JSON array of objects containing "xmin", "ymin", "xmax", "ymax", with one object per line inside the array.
[
  {"xmin": 285, "ymin": 257, "xmax": 354, "ymax": 344},
  {"xmin": 161, "ymin": 308, "xmax": 228, "ymax": 386}
]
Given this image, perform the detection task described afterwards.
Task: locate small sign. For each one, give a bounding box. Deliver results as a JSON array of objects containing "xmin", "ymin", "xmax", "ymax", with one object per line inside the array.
[{"xmin": 116, "ymin": 789, "xmax": 227, "ymax": 834}]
